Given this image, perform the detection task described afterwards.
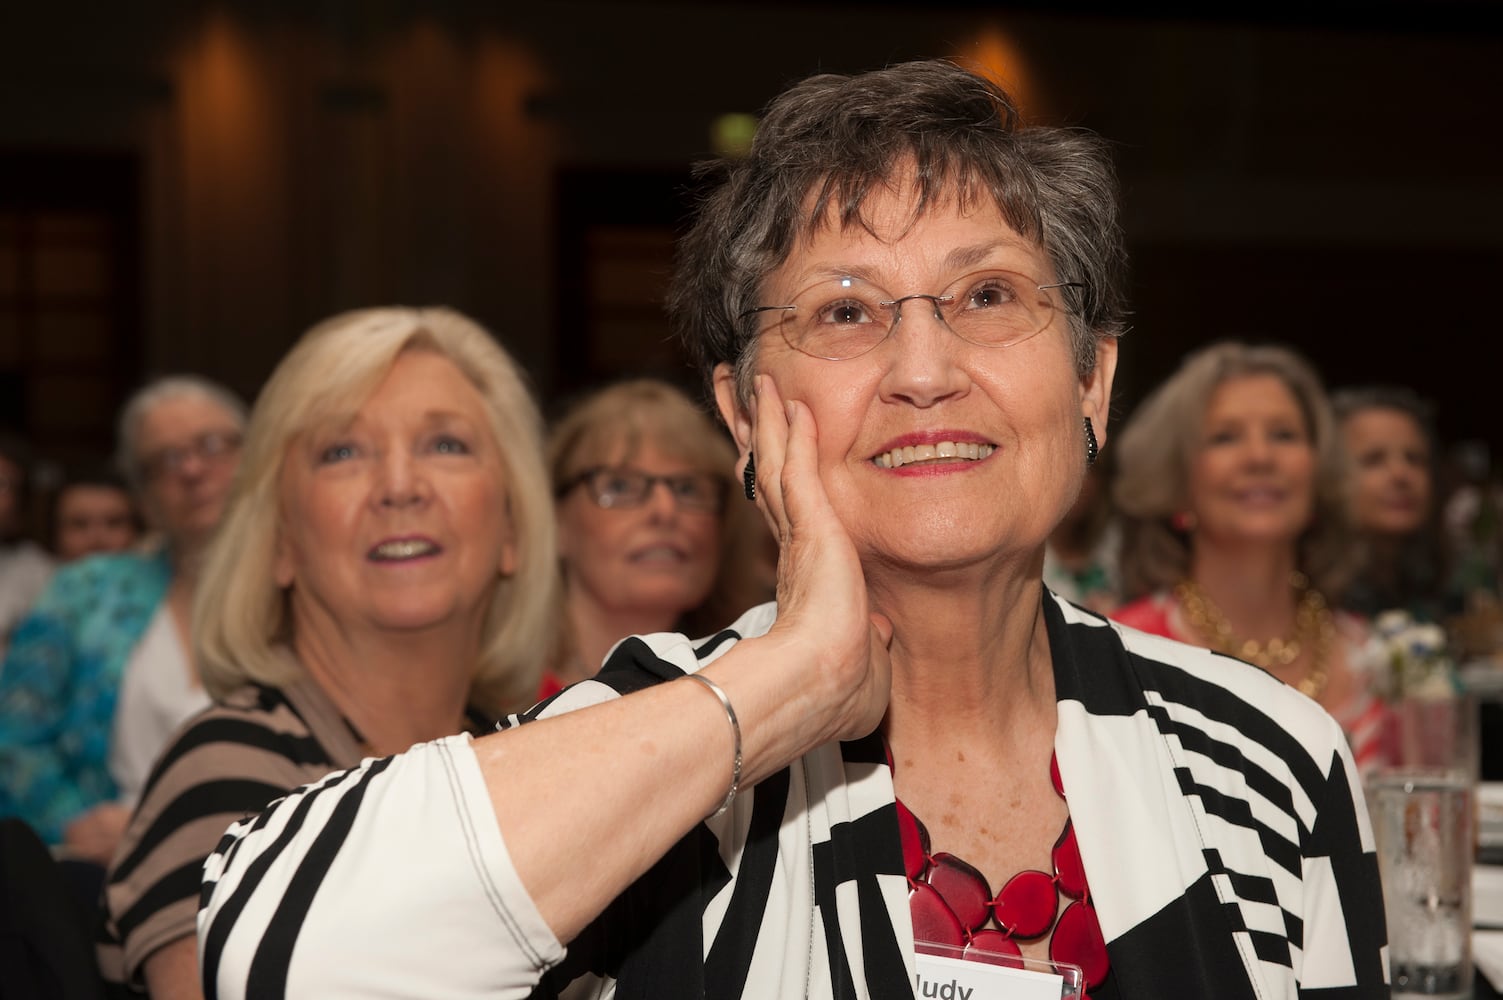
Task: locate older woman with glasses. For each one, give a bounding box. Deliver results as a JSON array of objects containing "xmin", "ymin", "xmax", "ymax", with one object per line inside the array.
[
  {"xmin": 543, "ymin": 379, "xmax": 769, "ymax": 696},
  {"xmin": 0, "ymin": 376, "xmax": 245, "ymax": 864},
  {"xmin": 98, "ymin": 307, "xmax": 558, "ymax": 999},
  {"xmin": 201, "ymin": 61, "xmax": 1384, "ymax": 999}
]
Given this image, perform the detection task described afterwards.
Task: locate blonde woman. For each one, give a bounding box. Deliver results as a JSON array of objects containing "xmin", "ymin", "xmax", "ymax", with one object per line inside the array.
[
  {"xmin": 544, "ymin": 379, "xmax": 771, "ymax": 695},
  {"xmin": 1110, "ymin": 341, "xmax": 1386, "ymax": 771},
  {"xmin": 100, "ymin": 307, "xmax": 558, "ymax": 999}
]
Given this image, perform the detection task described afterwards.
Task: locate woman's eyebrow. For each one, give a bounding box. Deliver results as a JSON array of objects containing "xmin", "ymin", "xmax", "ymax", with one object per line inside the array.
[{"xmin": 945, "ymin": 240, "xmax": 1030, "ymax": 273}]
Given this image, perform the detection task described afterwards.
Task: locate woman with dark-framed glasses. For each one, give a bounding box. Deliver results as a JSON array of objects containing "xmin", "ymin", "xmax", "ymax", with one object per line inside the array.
[
  {"xmin": 0, "ymin": 376, "xmax": 246, "ymax": 866},
  {"xmin": 201, "ymin": 60, "xmax": 1384, "ymax": 999},
  {"xmin": 543, "ymin": 379, "xmax": 770, "ymax": 698}
]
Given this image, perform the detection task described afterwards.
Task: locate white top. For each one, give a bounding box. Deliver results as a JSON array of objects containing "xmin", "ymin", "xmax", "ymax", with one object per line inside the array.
[
  {"xmin": 108, "ymin": 602, "xmax": 210, "ymax": 805},
  {"xmin": 0, "ymin": 539, "xmax": 55, "ymax": 665}
]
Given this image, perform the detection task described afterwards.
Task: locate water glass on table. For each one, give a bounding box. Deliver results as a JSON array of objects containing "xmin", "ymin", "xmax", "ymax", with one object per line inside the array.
[{"xmin": 1369, "ymin": 693, "xmax": 1480, "ymax": 998}]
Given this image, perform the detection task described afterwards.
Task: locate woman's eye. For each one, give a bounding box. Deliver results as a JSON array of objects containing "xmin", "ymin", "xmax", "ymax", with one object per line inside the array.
[
  {"xmin": 816, "ymin": 299, "xmax": 873, "ymax": 325},
  {"xmin": 431, "ymin": 435, "xmax": 471, "ymax": 455},
  {"xmin": 318, "ymin": 443, "xmax": 357, "ymax": 464},
  {"xmin": 965, "ymin": 279, "xmax": 1017, "ymax": 309}
]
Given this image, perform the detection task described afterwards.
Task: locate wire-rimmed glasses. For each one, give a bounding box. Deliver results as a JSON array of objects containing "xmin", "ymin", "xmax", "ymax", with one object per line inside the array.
[
  {"xmin": 140, "ymin": 430, "xmax": 243, "ymax": 482},
  {"xmin": 560, "ymin": 466, "xmax": 726, "ymax": 514},
  {"xmin": 739, "ymin": 268, "xmax": 1084, "ymax": 361}
]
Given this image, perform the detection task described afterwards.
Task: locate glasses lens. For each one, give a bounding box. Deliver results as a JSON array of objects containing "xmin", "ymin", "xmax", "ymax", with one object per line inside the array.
[
  {"xmin": 200, "ymin": 430, "xmax": 243, "ymax": 459},
  {"xmin": 669, "ymin": 474, "xmax": 724, "ymax": 513},
  {"xmin": 940, "ymin": 270, "xmax": 1053, "ymax": 349},
  {"xmin": 785, "ymin": 276, "xmax": 891, "ymax": 361},
  {"xmin": 589, "ymin": 469, "xmax": 648, "ymax": 508}
]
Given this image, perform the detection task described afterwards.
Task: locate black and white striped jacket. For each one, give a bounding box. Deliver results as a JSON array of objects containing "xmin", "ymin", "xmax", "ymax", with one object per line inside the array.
[{"xmin": 199, "ymin": 594, "xmax": 1387, "ymax": 998}]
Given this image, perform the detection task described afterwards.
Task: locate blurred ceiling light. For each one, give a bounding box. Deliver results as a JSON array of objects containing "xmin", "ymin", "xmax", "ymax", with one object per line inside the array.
[{"xmin": 711, "ymin": 113, "xmax": 759, "ymax": 157}]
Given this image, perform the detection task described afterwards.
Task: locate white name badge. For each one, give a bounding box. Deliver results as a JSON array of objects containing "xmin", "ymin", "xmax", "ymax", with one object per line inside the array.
[{"xmin": 913, "ymin": 944, "xmax": 1083, "ymax": 1000}]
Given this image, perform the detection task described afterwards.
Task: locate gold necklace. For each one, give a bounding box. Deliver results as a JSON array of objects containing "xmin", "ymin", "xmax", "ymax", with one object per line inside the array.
[{"xmin": 1174, "ymin": 574, "xmax": 1335, "ymax": 699}]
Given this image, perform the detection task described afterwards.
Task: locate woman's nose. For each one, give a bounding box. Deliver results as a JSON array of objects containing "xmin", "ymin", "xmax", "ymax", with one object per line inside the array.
[
  {"xmin": 376, "ymin": 452, "xmax": 427, "ymax": 507},
  {"xmin": 643, "ymin": 479, "xmax": 679, "ymax": 520},
  {"xmin": 877, "ymin": 302, "xmax": 971, "ymax": 408}
]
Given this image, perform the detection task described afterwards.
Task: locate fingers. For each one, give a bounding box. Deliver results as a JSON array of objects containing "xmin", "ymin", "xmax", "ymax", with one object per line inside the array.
[{"xmin": 749, "ymin": 375, "xmax": 791, "ymax": 536}]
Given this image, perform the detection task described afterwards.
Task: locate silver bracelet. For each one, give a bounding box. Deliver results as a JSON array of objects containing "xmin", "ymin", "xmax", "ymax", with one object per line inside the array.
[{"xmin": 685, "ymin": 673, "xmax": 742, "ymax": 818}]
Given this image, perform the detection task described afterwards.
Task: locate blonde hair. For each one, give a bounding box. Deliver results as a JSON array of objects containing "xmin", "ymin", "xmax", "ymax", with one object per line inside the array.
[
  {"xmin": 1113, "ymin": 340, "xmax": 1352, "ymax": 600},
  {"xmin": 196, "ymin": 307, "xmax": 558, "ymax": 716},
  {"xmin": 548, "ymin": 378, "xmax": 769, "ymax": 649}
]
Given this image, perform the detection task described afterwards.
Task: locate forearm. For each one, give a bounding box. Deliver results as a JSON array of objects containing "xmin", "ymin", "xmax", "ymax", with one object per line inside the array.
[{"xmin": 478, "ymin": 629, "xmax": 851, "ymax": 943}]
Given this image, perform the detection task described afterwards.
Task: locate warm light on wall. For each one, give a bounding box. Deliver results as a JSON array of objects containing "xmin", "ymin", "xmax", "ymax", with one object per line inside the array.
[
  {"xmin": 182, "ymin": 9, "xmax": 273, "ymax": 190},
  {"xmin": 951, "ymin": 26, "xmax": 1038, "ymax": 115}
]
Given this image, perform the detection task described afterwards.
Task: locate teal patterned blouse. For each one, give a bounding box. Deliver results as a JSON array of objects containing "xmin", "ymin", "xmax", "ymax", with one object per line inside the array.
[{"xmin": 0, "ymin": 548, "xmax": 171, "ymax": 843}]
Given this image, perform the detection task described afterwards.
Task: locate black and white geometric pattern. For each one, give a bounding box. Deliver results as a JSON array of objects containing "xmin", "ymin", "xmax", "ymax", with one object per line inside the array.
[{"xmin": 200, "ymin": 594, "xmax": 1388, "ymax": 999}]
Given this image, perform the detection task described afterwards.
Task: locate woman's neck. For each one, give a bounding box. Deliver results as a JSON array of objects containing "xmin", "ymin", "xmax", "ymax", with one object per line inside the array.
[
  {"xmin": 292, "ymin": 614, "xmax": 477, "ymax": 756},
  {"xmin": 873, "ymin": 557, "xmax": 1057, "ymax": 756},
  {"xmin": 1187, "ymin": 538, "xmax": 1301, "ymax": 639},
  {"xmin": 559, "ymin": 587, "xmax": 679, "ymax": 687}
]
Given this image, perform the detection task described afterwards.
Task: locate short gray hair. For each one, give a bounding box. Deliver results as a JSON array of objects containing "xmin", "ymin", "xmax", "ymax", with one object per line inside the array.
[
  {"xmin": 115, "ymin": 375, "xmax": 248, "ymax": 491},
  {"xmin": 667, "ymin": 59, "xmax": 1128, "ymax": 402}
]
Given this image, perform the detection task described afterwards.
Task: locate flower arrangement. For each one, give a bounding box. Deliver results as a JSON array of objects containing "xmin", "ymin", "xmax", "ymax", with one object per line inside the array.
[{"xmin": 1372, "ymin": 609, "xmax": 1457, "ymax": 700}]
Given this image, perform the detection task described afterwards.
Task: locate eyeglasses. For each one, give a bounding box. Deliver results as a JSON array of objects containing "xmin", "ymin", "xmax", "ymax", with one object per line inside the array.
[
  {"xmin": 561, "ymin": 466, "xmax": 726, "ymax": 514},
  {"xmin": 141, "ymin": 430, "xmax": 243, "ymax": 482},
  {"xmin": 739, "ymin": 268, "xmax": 1085, "ymax": 361}
]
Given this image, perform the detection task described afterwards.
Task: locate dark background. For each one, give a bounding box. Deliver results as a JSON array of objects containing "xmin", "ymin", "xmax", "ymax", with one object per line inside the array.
[{"xmin": 2, "ymin": 1, "xmax": 1500, "ymax": 475}]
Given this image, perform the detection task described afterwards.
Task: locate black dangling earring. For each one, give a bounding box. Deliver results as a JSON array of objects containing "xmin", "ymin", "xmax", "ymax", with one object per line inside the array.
[
  {"xmin": 742, "ymin": 453, "xmax": 757, "ymax": 501},
  {"xmin": 1083, "ymin": 418, "xmax": 1099, "ymax": 468}
]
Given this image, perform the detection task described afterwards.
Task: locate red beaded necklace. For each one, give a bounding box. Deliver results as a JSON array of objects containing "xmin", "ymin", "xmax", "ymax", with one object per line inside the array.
[{"xmin": 892, "ymin": 750, "xmax": 1110, "ymax": 995}]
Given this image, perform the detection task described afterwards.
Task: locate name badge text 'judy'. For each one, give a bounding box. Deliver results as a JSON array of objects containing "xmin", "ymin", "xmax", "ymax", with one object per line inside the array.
[{"xmin": 912, "ymin": 951, "xmax": 1073, "ymax": 1000}]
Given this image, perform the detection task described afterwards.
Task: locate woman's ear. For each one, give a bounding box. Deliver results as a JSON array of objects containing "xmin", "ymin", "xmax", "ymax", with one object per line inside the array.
[
  {"xmin": 712, "ymin": 363, "xmax": 753, "ymax": 454},
  {"xmin": 1082, "ymin": 337, "xmax": 1119, "ymax": 447}
]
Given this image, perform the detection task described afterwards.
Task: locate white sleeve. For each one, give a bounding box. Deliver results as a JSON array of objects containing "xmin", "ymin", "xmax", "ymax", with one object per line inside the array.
[{"xmin": 199, "ymin": 733, "xmax": 565, "ymax": 999}]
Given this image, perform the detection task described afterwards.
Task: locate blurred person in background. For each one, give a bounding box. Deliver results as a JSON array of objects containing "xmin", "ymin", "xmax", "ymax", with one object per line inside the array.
[
  {"xmin": 0, "ymin": 376, "xmax": 245, "ymax": 864},
  {"xmin": 99, "ymin": 307, "xmax": 558, "ymax": 1000},
  {"xmin": 1333, "ymin": 386, "xmax": 1451, "ymax": 623},
  {"xmin": 49, "ymin": 464, "xmax": 141, "ymax": 563},
  {"xmin": 543, "ymin": 378, "xmax": 767, "ymax": 696},
  {"xmin": 1043, "ymin": 447, "xmax": 1121, "ymax": 614},
  {"xmin": 0, "ymin": 429, "xmax": 55, "ymax": 662},
  {"xmin": 1112, "ymin": 341, "xmax": 1387, "ymax": 772}
]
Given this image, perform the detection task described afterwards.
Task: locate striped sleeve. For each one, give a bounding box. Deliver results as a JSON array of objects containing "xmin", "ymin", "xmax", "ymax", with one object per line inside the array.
[
  {"xmin": 198, "ymin": 733, "xmax": 565, "ymax": 1000},
  {"xmin": 100, "ymin": 690, "xmax": 345, "ymax": 988}
]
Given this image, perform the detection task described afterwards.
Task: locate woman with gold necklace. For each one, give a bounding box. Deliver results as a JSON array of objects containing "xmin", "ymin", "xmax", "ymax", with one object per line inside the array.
[{"xmin": 1111, "ymin": 341, "xmax": 1388, "ymax": 773}]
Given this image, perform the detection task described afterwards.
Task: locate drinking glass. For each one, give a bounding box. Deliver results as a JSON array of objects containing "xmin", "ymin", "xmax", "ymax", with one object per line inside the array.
[{"xmin": 1369, "ymin": 770, "xmax": 1474, "ymax": 998}]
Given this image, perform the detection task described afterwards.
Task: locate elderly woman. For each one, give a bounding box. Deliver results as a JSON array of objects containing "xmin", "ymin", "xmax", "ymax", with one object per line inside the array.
[
  {"xmin": 544, "ymin": 378, "xmax": 768, "ymax": 695},
  {"xmin": 0, "ymin": 376, "xmax": 245, "ymax": 862},
  {"xmin": 99, "ymin": 308, "xmax": 557, "ymax": 998},
  {"xmin": 201, "ymin": 62, "xmax": 1385, "ymax": 998},
  {"xmin": 1111, "ymin": 342, "xmax": 1388, "ymax": 773},
  {"xmin": 1332, "ymin": 385, "xmax": 1451, "ymax": 622}
]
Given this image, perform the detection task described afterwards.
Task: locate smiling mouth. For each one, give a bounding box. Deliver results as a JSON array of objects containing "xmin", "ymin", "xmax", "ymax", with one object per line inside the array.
[
  {"xmin": 630, "ymin": 544, "xmax": 687, "ymax": 564},
  {"xmin": 873, "ymin": 441, "xmax": 995, "ymax": 469},
  {"xmin": 369, "ymin": 539, "xmax": 440, "ymax": 561}
]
